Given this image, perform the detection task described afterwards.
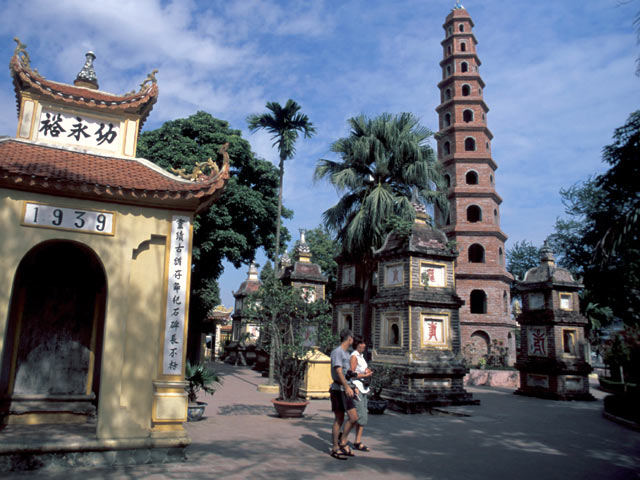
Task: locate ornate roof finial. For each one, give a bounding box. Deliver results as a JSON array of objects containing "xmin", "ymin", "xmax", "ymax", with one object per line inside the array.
[
  {"xmin": 248, "ymin": 262, "xmax": 259, "ymax": 281},
  {"xmin": 540, "ymin": 239, "xmax": 555, "ymax": 266},
  {"xmin": 139, "ymin": 69, "xmax": 158, "ymax": 92},
  {"xmin": 411, "ymin": 189, "xmax": 429, "ymax": 222},
  {"xmin": 295, "ymin": 228, "xmax": 312, "ymax": 262},
  {"xmin": 453, "ymin": 0, "xmax": 464, "ymax": 10},
  {"xmin": 412, "ymin": 200, "xmax": 428, "ymax": 221},
  {"xmin": 280, "ymin": 251, "xmax": 292, "ymax": 269},
  {"xmin": 74, "ymin": 51, "xmax": 99, "ymax": 89},
  {"xmin": 13, "ymin": 37, "xmax": 31, "ymax": 68}
]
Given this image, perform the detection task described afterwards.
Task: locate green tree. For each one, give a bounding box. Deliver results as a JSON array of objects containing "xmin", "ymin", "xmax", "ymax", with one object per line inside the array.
[
  {"xmin": 506, "ymin": 240, "xmax": 540, "ymax": 281},
  {"xmin": 506, "ymin": 240, "xmax": 541, "ymax": 309},
  {"xmin": 244, "ymin": 277, "xmax": 333, "ymax": 400},
  {"xmin": 247, "ymin": 100, "xmax": 316, "ymax": 277},
  {"xmin": 314, "ymin": 112, "xmax": 447, "ymax": 342},
  {"xmin": 550, "ymin": 111, "xmax": 640, "ymax": 327},
  {"xmin": 137, "ymin": 111, "xmax": 291, "ymax": 360},
  {"xmin": 259, "ymin": 260, "xmax": 275, "ymax": 284}
]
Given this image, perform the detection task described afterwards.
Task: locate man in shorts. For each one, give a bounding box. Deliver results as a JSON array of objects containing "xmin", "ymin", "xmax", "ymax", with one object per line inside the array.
[{"xmin": 330, "ymin": 328, "xmax": 358, "ymax": 459}]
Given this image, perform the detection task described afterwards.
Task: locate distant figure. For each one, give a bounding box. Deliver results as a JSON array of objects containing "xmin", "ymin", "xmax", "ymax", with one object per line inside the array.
[
  {"xmin": 348, "ymin": 336, "xmax": 373, "ymax": 452},
  {"xmin": 329, "ymin": 328, "xmax": 357, "ymax": 459}
]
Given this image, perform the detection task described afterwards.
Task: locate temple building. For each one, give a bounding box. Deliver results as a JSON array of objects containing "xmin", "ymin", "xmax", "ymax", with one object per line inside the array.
[
  {"xmin": 515, "ymin": 243, "xmax": 594, "ymax": 400},
  {"xmin": 280, "ymin": 229, "xmax": 327, "ymax": 302},
  {"xmin": 231, "ymin": 262, "xmax": 262, "ymax": 342},
  {"xmin": 370, "ymin": 201, "xmax": 476, "ymax": 411},
  {"xmin": 434, "ymin": 4, "xmax": 516, "ymax": 364},
  {"xmin": 0, "ymin": 41, "xmax": 228, "ymax": 457}
]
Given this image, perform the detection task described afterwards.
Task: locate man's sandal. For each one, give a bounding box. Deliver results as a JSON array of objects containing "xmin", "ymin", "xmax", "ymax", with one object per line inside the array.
[
  {"xmin": 330, "ymin": 447, "xmax": 347, "ymax": 460},
  {"xmin": 339, "ymin": 442, "xmax": 355, "ymax": 456},
  {"xmin": 353, "ymin": 442, "xmax": 370, "ymax": 451}
]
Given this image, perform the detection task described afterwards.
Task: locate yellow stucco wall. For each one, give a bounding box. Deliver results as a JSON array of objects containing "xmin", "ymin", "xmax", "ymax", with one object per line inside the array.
[{"xmin": 0, "ymin": 188, "xmax": 188, "ymax": 440}]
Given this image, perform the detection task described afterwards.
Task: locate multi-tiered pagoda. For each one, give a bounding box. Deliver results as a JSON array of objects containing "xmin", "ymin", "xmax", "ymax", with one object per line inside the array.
[{"xmin": 435, "ymin": 4, "xmax": 516, "ymax": 364}]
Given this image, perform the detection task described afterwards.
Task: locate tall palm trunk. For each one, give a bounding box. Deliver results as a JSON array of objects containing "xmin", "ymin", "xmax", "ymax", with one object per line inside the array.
[
  {"xmin": 268, "ymin": 154, "xmax": 285, "ymax": 385},
  {"xmin": 273, "ymin": 155, "xmax": 285, "ymax": 280},
  {"xmin": 361, "ymin": 257, "xmax": 375, "ymax": 346}
]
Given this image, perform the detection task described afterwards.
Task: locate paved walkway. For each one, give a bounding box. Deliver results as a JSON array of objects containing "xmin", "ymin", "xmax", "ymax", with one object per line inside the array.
[{"xmin": 7, "ymin": 362, "xmax": 640, "ymax": 479}]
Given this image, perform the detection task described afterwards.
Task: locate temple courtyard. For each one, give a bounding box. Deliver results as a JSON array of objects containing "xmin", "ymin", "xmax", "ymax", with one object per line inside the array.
[{"xmin": 1, "ymin": 361, "xmax": 637, "ymax": 479}]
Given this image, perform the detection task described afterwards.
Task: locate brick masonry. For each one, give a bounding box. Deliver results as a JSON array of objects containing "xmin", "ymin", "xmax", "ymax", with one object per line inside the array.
[{"xmin": 435, "ymin": 7, "xmax": 516, "ymax": 365}]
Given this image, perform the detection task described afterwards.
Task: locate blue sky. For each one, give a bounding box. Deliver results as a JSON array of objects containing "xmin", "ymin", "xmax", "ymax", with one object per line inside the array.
[{"xmin": 0, "ymin": 0, "xmax": 638, "ymax": 310}]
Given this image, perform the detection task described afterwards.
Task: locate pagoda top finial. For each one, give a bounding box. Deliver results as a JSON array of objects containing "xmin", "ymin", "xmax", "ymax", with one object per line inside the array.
[
  {"xmin": 540, "ymin": 240, "xmax": 555, "ymax": 266},
  {"xmin": 247, "ymin": 261, "xmax": 259, "ymax": 280},
  {"xmin": 453, "ymin": 0, "xmax": 464, "ymax": 10},
  {"xmin": 74, "ymin": 51, "xmax": 99, "ymax": 89},
  {"xmin": 295, "ymin": 228, "xmax": 312, "ymax": 262},
  {"xmin": 280, "ymin": 251, "xmax": 292, "ymax": 268}
]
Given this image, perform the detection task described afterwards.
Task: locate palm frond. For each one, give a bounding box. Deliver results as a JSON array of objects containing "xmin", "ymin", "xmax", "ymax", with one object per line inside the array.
[{"xmin": 315, "ymin": 112, "xmax": 445, "ymax": 258}]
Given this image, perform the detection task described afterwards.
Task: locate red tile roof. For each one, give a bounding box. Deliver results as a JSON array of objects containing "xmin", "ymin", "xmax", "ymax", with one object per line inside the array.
[
  {"xmin": 0, "ymin": 139, "xmax": 229, "ymax": 212},
  {"xmin": 233, "ymin": 279, "xmax": 261, "ymax": 297},
  {"xmin": 10, "ymin": 54, "xmax": 158, "ymax": 129}
]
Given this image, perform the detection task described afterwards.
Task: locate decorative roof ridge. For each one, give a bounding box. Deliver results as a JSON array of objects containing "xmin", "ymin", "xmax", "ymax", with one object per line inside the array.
[
  {"xmin": 10, "ymin": 53, "xmax": 155, "ymax": 101},
  {"xmin": 9, "ymin": 47, "xmax": 159, "ymax": 129},
  {"xmin": 1, "ymin": 138, "xmax": 230, "ymax": 192}
]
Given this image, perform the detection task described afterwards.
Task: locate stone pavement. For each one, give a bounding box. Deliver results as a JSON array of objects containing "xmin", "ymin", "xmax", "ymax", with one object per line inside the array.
[{"xmin": 5, "ymin": 361, "xmax": 640, "ymax": 479}]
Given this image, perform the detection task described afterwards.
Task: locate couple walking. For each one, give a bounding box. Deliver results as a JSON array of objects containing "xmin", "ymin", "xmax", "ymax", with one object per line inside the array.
[{"xmin": 329, "ymin": 328, "xmax": 373, "ymax": 459}]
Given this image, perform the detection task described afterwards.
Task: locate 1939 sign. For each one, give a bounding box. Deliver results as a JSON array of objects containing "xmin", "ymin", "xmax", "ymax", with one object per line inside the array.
[{"xmin": 22, "ymin": 202, "xmax": 115, "ymax": 235}]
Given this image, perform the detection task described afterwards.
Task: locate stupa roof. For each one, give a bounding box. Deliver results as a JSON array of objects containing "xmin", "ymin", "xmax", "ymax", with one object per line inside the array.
[
  {"xmin": 234, "ymin": 263, "xmax": 261, "ymax": 297},
  {"xmin": 519, "ymin": 242, "xmax": 582, "ymax": 289}
]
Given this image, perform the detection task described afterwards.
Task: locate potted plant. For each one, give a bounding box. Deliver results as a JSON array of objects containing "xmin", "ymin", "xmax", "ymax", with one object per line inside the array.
[
  {"xmin": 367, "ymin": 364, "xmax": 396, "ymax": 414},
  {"xmin": 185, "ymin": 361, "xmax": 222, "ymax": 421},
  {"xmin": 246, "ymin": 277, "xmax": 332, "ymax": 418}
]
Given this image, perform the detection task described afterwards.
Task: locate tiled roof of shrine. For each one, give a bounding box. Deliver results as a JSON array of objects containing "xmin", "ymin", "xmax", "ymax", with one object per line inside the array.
[
  {"xmin": 0, "ymin": 138, "xmax": 229, "ymax": 212},
  {"xmin": 521, "ymin": 245, "xmax": 582, "ymax": 287},
  {"xmin": 280, "ymin": 261, "xmax": 326, "ymax": 283},
  {"xmin": 375, "ymin": 220, "xmax": 451, "ymax": 258}
]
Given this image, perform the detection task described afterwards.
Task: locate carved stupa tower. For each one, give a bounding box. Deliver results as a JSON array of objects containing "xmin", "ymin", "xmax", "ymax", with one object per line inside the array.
[{"xmin": 435, "ymin": 3, "xmax": 516, "ymax": 364}]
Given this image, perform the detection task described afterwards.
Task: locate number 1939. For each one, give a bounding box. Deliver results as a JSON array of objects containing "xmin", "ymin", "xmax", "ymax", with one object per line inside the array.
[{"xmin": 23, "ymin": 203, "xmax": 115, "ymax": 235}]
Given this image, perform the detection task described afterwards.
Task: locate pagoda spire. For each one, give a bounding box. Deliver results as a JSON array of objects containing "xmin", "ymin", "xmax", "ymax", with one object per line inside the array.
[{"xmin": 435, "ymin": 6, "xmax": 516, "ymax": 365}]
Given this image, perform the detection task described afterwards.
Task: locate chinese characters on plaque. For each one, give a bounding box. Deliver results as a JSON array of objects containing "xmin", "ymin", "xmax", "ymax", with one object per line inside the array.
[
  {"xmin": 385, "ymin": 264, "xmax": 404, "ymax": 286},
  {"xmin": 38, "ymin": 108, "xmax": 120, "ymax": 152},
  {"xmin": 343, "ymin": 266, "xmax": 355, "ymax": 286},
  {"xmin": 422, "ymin": 315, "xmax": 447, "ymax": 347},
  {"xmin": 162, "ymin": 216, "xmax": 190, "ymax": 375},
  {"xmin": 527, "ymin": 327, "xmax": 548, "ymax": 357},
  {"xmin": 420, "ymin": 263, "xmax": 446, "ymax": 287},
  {"xmin": 301, "ymin": 286, "xmax": 316, "ymax": 303}
]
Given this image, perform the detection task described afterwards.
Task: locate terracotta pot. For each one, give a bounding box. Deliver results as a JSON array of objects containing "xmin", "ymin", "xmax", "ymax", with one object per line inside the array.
[
  {"xmin": 187, "ymin": 401, "xmax": 208, "ymax": 422},
  {"xmin": 271, "ymin": 398, "xmax": 309, "ymax": 418}
]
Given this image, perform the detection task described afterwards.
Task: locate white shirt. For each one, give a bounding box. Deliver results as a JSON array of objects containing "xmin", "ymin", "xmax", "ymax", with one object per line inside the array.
[{"xmin": 350, "ymin": 350, "xmax": 370, "ymax": 394}]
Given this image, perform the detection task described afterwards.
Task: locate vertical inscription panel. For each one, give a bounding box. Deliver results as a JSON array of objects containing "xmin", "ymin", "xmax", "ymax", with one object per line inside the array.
[{"xmin": 162, "ymin": 216, "xmax": 190, "ymax": 375}]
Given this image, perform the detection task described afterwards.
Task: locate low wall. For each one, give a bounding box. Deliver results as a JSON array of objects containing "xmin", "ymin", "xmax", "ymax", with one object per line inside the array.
[{"xmin": 464, "ymin": 369, "xmax": 520, "ymax": 388}]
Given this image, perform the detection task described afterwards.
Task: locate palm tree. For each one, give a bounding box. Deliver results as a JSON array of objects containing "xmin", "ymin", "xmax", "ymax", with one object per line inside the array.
[
  {"xmin": 314, "ymin": 112, "xmax": 447, "ymax": 343},
  {"xmin": 247, "ymin": 100, "xmax": 316, "ymax": 278}
]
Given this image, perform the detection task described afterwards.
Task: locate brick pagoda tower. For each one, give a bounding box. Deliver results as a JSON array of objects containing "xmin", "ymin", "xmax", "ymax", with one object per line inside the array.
[{"xmin": 435, "ymin": 3, "xmax": 516, "ymax": 364}]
